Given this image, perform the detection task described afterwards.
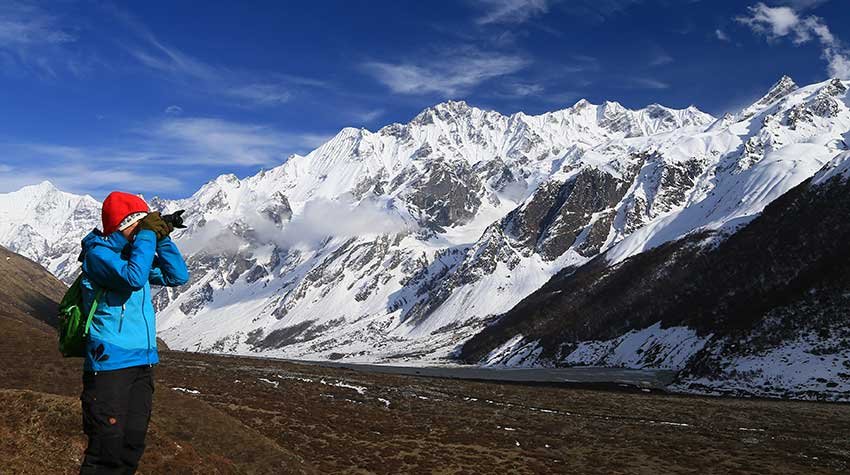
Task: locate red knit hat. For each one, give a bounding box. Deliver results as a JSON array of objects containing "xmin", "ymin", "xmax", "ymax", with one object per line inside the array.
[{"xmin": 102, "ymin": 191, "xmax": 150, "ymax": 234}]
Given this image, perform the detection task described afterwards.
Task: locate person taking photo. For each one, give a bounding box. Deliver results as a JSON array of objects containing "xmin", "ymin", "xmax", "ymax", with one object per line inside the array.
[{"xmin": 78, "ymin": 191, "xmax": 189, "ymax": 474}]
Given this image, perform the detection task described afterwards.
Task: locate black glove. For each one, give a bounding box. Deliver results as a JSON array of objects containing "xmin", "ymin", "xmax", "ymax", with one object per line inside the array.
[{"xmin": 138, "ymin": 212, "xmax": 172, "ymax": 240}]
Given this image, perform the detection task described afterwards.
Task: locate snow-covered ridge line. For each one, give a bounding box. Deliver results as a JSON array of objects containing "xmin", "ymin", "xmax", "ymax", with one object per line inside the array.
[{"xmin": 812, "ymin": 151, "xmax": 850, "ymax": 185}]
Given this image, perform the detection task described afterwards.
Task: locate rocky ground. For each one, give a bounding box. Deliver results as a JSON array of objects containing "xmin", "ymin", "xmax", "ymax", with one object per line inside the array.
[{"xmin": 2, "ymin": 318, "xmax": 849, "ymax": 474}]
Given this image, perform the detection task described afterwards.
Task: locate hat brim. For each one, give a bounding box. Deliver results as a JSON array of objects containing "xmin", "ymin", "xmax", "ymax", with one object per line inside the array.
[{"xmin": 117, "ymin": 211, "xmax": 149, "ymax": 231}]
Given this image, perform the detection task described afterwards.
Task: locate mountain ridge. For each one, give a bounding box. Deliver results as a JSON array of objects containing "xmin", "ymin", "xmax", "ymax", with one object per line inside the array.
[{"xmin": 1, "ymin": 76, "xmax": 847, "ymax": 392}]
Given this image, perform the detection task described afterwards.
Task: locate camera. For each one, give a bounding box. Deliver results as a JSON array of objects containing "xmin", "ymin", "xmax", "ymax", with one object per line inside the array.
[{"xmin": 161, "ymin": 210, "xmax": 187, "ymax": 229}]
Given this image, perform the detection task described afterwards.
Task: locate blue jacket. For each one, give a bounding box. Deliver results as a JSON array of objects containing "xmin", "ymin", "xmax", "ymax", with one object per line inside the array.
[{"xmin": 80, "ymin": 229, "xmax": 189, "ymax": 372}]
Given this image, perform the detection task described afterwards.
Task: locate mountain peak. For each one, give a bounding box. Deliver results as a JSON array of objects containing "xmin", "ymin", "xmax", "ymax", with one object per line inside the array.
[
  {"xmin": 209, "ymin": 173, "xmax": 240, "ymax": 189},
  {"xmin": 434, "ymin": 99, "xmax": 470, "ymax": 110},
  {"xmin": 773, "ymin": 74, "xmax": 796, "ymax": 88},
  {"xmin": 14, "ymin": 180, "xmax": 59, "ymax": 196},
  {"xmin": 737, "ymin": 75, "xmax": 799, "ymax": 120},
  {"xmin": 412, "ymin": 100, "xmax": 478, "ymax": 125},
  {"xmin": 33, "ymin": 180, "xmax": 57, "ymax": 190},
  {"xmin": 759, "ymin": 75, "xmax": 798, "ymax": 105},
  {"xmin": 421, "ymin": 100, "xmax": 473, "ymax": 116},
  {"xmin": 601, "ymin": 100, "xmax": 625, "ymax": 111},
  {"xmin": 571, "ymin": 98, "xmax": 593, "ymax": 110}
]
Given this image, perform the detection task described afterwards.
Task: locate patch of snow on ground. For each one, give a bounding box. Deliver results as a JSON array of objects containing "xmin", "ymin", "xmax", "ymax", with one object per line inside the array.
[
  {"xmin": 277, "ymin": 374, "xmax": 315, "ymax": 383},
  {"xmin": 482, "ymin": 335, "xmax": 543, "ymax": 367},
  {"xmin": 564, "ymin": 322, "xmax": 710, "ymax": 370},
  {"xmin": 322, "ymin": 379, "xmax": 367, "ymax": 395},
  {"xmin": 673, "ymin": 331, "xmax": 850, "ymax": 401},
  {"xmin": 171, "ymin": 387, "xmax": 201, "ymax": 395}
]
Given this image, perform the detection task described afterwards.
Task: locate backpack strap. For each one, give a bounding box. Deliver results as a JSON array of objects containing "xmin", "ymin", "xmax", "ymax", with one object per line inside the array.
[
  {"xmin": 83, "ymin": 287, "xmax": 104, "ymax": 338},
  {"xmin": 78, "ymin": 247, "xmax": 104, "ymax": 338}
]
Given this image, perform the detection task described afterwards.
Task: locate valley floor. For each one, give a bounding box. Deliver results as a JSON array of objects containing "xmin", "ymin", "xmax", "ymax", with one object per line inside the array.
[{"xmin": 2, "ymin": 314, "xmax": 848, "ymax": 474}]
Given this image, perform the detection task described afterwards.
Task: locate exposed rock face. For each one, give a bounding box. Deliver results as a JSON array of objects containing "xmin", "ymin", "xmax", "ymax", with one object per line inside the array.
[
  {"xmin": 787, "ymin": 79, "xmax": 848, "ymax": 130},
  {"xmin": 260, "ymin": 192, "xmax": 292, "ymax": 225},
  {"xmin": 180, "ymin": 282, "xmax": 214, "ymax": 316},
  {"xmin": 404, "ymin": 159, "xmax": 483, "ymax": 230},
  {"xmin": 504, "ymin": 167, "xmax": 631, "ymax": 260}
]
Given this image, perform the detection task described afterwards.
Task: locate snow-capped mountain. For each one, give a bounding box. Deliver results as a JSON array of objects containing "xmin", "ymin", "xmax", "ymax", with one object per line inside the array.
[
  {"xmin": 1, "ymin": 76, "xmax": 847, "ymax": 389},
  {"xmin": 146, "ymin": 97, "xmax": 715, "ymax": 360},
  {"xmin": 0, "ymin": 181, "xmax": 100, "ymax": 283}
]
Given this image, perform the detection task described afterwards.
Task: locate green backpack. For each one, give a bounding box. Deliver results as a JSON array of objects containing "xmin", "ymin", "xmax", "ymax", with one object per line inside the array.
[{"xmin": 58, "ymin": 274, "xmax": 103, "ymax": 358}]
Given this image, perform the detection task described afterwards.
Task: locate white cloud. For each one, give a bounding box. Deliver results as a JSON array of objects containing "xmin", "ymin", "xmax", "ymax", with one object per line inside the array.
[
  {"xmin": 716, "ymin": 29, "xmax": 731, "ymax": 42},
  {"xmin": 150, "ymin": 118, "xmax": 291, "ymax": 166},
  {"xmin": 274, "ymin": 198, "xmax": 414, "ymax": 247},
  {"xmin": 0, "ymin": 116, "xmax": 335, "ymax": 197},
  {"xmin": 364, "ymin": 48, "xmax": 529, "ymax": 97},
  {"xmin": 737, "ymin": 4, "xmax": 801, "ymax": 39},
  {"xmin": 20, "ymin": 143, "xmax": 158, "ymax": 165},
  {"xmin": 165, "ymin": 105, "xmax": 183, "ymax": 115},
  {"xmin": 737, "ymin": 2, "xmax": 850, "ymax": 78},
  {"xmin": 115, "ymin": 9, "xmax": 322, "ymax": 108},
  {"xmin": 0, "ymin": 161, "xmax": 184, "ymax": 197},
  {"xmin": 177, "ymin": 197, "xmax": 414, "ymax": 254},
  {"xmin": 128, "ymin": 35, "xmax": 299, "ymax": 108},
  {"xmin": 351, "ymin": 109, "xmax": 385, "ymax": 124},
  {"xmin": 0, "ymin": 1, "xmax": 85, "ymax": 77},
  {"xmin": 489, "ymin": 81, "xmax": 548, "ymax": 100},
  {"xmin": 828, "ymin": 54, "xmax": 850, "ymax": 79},
  {"xmin": 650, "ymin": 52, "xmax": 673, "ymax": 66},
  {"xmin": 562, "ymin": 54, "xmax": 600, "ymax": 73},
  {"xmin": 62, "ymin": 165, "xmax": 185, "ymax": 193},
  {"xmin": 175, "ymin": 219, "xmax": 244, "ymax": 255},
  {"xmin": 626, "ymin": 77, "xmax": 670, "ymax": 89},
  {"xmin": 228, "ymin": 83, "xmax": 292, "ymax": 106},
  {"xmin": 127, "ymin": 32, "xmax": 216, "ymax": 81},
  {"xmin": 508, "ymin": 82, "xmax": 544, "ymax": 96},
  {"xmin": 474, "ymin": 0, "xmax": 549, "ymax": 25},
  {"xmin": 0, "ymin": 2, "xmax": 75, "ymax": 47},
  {"xmin": 544, "ymin": 91, "xmax": 584, "ymax": 105}
]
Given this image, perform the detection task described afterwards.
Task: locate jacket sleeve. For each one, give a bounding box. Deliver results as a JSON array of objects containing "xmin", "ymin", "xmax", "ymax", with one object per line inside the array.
[
  {"xmin": 84, "ymin": 230, "xmax": 157, "ymax": 291},
  {"xmin": 148, "ymin": 236, "xmax": 190, "ymax": 287}
]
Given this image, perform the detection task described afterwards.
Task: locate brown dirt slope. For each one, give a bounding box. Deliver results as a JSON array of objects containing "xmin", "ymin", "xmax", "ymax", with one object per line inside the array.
[
  {"xmin": 0, "ymin": 245, "xmax": 66, "ymax": 327},
  {"xmin": 0, "ymin": 245, "xmax": 314, "ymax": 474}
]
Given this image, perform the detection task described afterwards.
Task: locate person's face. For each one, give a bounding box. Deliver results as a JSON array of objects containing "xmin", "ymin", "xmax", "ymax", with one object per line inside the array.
[{"xmin": 121, "ymin": 222, "xmax": 140, "ymax": 241}]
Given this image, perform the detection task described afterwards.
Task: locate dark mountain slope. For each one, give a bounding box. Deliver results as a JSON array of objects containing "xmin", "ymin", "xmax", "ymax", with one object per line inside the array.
[{"xmin": 460, "ymin": 157, "xmax": 850, "ymax": 398}]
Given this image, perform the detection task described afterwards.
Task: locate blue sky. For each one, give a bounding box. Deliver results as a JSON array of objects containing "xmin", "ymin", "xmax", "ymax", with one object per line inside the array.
[{"xmin": 0, "ymin": 0, "xmax": 848, "ymax": 199}]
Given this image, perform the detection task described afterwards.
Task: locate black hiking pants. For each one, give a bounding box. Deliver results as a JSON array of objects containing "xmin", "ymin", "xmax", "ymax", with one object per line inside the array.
[{"xmin": 80, "ymin": 365, "xmax": 154, "ymax": 475}]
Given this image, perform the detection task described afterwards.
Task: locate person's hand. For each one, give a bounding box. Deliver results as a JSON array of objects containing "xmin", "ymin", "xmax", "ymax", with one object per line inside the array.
[{"xmin": 138, "ymin": 212, "xmax": 172, "ymax": 240}]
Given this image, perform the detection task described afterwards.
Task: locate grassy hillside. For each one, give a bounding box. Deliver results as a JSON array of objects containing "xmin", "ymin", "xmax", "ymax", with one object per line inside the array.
[{"xmin": 0, "ymin": 246, "xmax": 314, "ymax": 474}]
